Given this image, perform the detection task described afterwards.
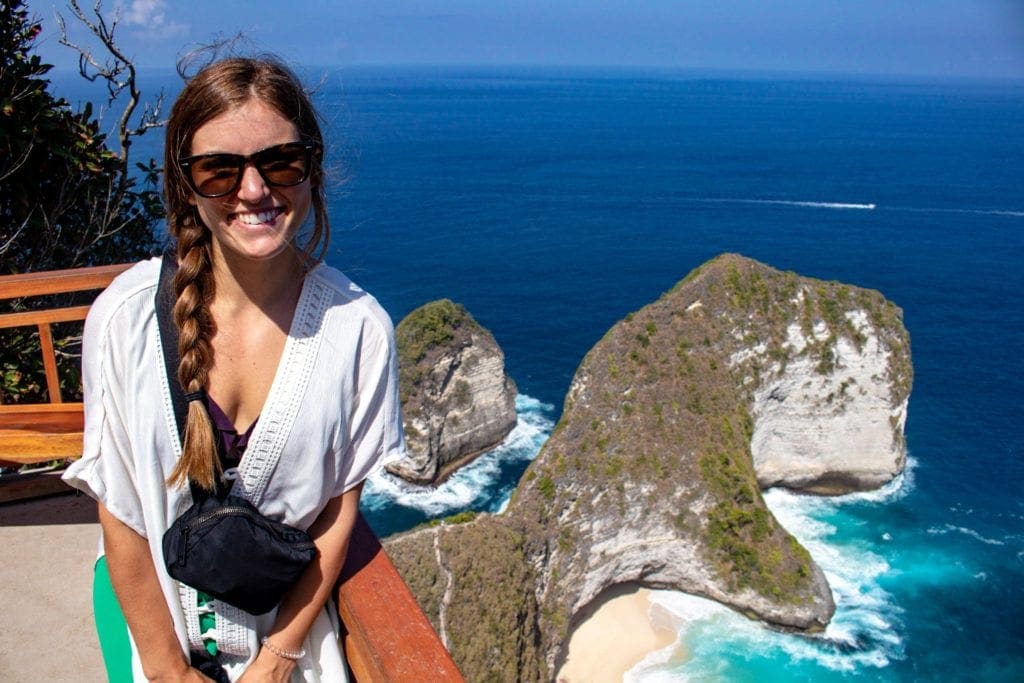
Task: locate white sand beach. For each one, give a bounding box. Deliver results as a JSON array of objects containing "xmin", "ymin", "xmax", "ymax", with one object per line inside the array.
[
  {"xmin": 0, "ymin": 492, "xmax": 105, "ymax": 682},
  {"xmin": 555, "ymin": 585, "xmax": 680, "ymax": 683}
]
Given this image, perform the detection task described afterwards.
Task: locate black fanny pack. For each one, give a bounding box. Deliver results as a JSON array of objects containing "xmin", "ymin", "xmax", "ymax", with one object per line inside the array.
[
  {"xmin": 156, "ymin": 250, "xmax": 316, "ymax": 615},
  {"xmin": 162, "ymin": 491, "xmax": 316, "ymax": 615}
]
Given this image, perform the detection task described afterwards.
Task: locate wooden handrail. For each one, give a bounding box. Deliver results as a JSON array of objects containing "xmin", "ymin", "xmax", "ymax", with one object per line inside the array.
[
  {"xmin": 0, "ymin": 263, "xmax": 132, "ymax": 298},
  {"xmin": 337, "ymin": 515, "xmax": 464, "ymax": 682},
  {"xmin": 0, "ymin": 263, "xmax": 464, "ymax": 681}
]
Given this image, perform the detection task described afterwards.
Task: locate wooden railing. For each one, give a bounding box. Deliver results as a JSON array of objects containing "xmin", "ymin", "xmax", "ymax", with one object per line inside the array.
[
  {"xmin": 339, "ymin": 514, "xmax": 464, "ymax": 681},
  {"xmin": 0, "ymin": 264, "xmax": 131, "ymax": 475},
  {"xmin": 0, "ymin": 263, "xmax": 464, "ymax": 682}
]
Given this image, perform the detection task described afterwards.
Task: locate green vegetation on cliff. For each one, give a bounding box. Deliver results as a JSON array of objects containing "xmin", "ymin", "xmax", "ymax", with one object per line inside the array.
[{"xmin": 395, "ymin": 299, "xmax": 481, "ymax": 404}]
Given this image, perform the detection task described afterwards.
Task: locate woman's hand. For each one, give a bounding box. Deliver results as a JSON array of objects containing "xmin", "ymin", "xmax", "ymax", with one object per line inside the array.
[
  {"xmin": 242, "ymin": 485, "xmax": 364, "ymax": 681},
  {"xmin": 236, "ymin": 646, "xmax": 297, "ymax": 683}
]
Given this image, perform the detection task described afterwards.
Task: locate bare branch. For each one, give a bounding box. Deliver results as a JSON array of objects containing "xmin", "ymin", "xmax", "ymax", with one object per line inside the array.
[
  {"xmin": 0, "ymin": 217, "xmax": 33, "ymax": 257},
  {"xmin": 54, "ymin": 0, "xmax": 167, "ymax": 220},
  {"xmin": 0, "ymin": 136, "xmax": 37, "ymax": 183},
  {"xmin": 56, "ymin": 1, "xmax": 166, "ymax": 158}
]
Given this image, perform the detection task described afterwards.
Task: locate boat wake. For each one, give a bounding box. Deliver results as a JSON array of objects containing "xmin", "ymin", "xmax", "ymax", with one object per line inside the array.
[
  {"xmin": 735, "ymin": 198, "xmax": 877, "ymax": 210},
  {"xmin": 684, "ymin": 196, "xmax": 877, "ymax": 211},
  {"xmin": 886, "ymin": 205, "xmax": 1024, "ymax": 218},
  {"xmin": 680, "ymin": 195, "xmax": 1024, "ymax": 218}
]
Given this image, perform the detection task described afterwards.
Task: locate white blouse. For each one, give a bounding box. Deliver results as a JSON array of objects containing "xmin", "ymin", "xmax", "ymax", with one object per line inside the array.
[{"xmin": 64, "ymin": 256, "xmax": 405, "ymax": 681}]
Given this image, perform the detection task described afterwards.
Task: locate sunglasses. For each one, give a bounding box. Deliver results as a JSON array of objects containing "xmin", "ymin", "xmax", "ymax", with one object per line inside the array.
[{"xmin": 178, "ymin": 141, "xmax": 317, "ymax": 198}]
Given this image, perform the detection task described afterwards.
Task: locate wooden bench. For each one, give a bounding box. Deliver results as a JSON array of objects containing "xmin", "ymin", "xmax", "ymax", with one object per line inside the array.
[{"xmin": 0, "ymin": 264, "xmax": 463, "ymax": 682}]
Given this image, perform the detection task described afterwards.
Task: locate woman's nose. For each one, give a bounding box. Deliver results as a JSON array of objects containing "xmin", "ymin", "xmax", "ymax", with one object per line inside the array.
[{"xmin": 235, "ymin": 163, "xmax": 270, "ymax": 201}]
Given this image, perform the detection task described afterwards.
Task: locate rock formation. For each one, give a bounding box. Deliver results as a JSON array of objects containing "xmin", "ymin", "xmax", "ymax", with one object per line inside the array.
[
  {"xmin": 384, "ymin": 254, "xmax": 912, "ymax": 680},
  {"xmin": 386, "ymin": 299, "xmax": 518, "ymax": 485}
]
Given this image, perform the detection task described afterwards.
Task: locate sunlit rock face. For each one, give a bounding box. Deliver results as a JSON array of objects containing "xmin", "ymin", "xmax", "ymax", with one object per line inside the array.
[
  {"xmin": 747, "ymin": 309, "xmax": 910, "ymax": 494},
  {"xmin": 387, "ymin": 299, "xmax": 518, "ymax": 485}
]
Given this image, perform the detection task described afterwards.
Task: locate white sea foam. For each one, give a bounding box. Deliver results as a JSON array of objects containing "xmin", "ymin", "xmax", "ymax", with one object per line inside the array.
[
  {"xmin": 361, "ymin": 394, "xmax": 553, "ymax": 517},
  {"xmin": 631, "ymin": 467, "xmax": 915, "ymax": 680},
  {"xmin": 764, "ymin": 488, "xmax": 904, "ymax": 669},
  {"xmin": 830, "ymin": 454, "xmax": 918, "ymax": 505}
]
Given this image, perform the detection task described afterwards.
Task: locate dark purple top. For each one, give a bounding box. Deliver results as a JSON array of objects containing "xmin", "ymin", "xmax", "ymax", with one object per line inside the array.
[{"xmin": 204, "ymin": 395, "xmax": 258, "ymax": 469}]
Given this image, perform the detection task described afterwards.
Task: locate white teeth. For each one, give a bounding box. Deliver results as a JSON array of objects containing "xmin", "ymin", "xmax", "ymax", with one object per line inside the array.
[{"xmin": 236, "ymin": 209, "xmax": 280, "ymax": 225}]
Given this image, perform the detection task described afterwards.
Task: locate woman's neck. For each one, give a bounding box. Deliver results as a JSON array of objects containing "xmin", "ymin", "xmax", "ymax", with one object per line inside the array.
[{"xmin": 210, "ymin": 249, "xmax": 307, "ymax": 318}]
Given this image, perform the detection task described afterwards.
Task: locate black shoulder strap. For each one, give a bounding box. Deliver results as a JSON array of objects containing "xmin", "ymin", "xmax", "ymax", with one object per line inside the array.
[
  {"xmin": 156, "ymin": 247, "xmax": 234, "ymax": 501},
  {"xmin": 156, "ymin": 245, "xmax": 188, "ymax": 444},
  {"xmin": 156, "ymin": 246, "xmax": 219, "ymax": 501}
]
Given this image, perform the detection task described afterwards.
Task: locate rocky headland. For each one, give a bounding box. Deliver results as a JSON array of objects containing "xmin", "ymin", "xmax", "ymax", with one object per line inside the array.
[
  {"xmin": 386, "ymin": 299, "xmax": 519, "ymax": 485},
  {"xmin": 383, "ymin": 254, "xmax": 912, "ymax": 680}
]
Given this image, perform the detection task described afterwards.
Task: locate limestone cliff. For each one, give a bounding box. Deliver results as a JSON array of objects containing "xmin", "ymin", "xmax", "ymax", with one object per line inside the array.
[
  {"xmin": 744, "ymin": 304, "xmax": 911, "ymax": 494},
  {"xmin": 386, "ymin": 299, "xmax": 519, "ymax": 485},
  {"xmin": 384, "ymin": 254, "xmax": 912, "ymax": 681}
]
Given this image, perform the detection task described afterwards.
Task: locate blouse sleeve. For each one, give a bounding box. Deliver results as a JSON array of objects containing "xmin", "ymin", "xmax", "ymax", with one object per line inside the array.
[
  {"xmin": 62, "ymin": 293, "xmax": 148, "ymax": 536},
  {"xmin": 333, "ymin": 312, "xmax": 406, "ymax": 497}
]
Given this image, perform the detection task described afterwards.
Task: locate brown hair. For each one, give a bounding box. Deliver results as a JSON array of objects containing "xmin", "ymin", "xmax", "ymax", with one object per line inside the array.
[{"xmin": 164, "ymin": 57, "xmax": 329, "ymax": 490}]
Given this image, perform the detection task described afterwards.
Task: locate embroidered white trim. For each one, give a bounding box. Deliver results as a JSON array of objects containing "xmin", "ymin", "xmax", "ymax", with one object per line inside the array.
[
  {"xmin": 215, "ymin": 600, "xmax": 255, "ymax": 657},
  {"xmin": 238, "ymin": 275, "xmax": 331, "ymax": 503},
  {"xmin": 154, "ymin": 321, "xmax": 182, "ymax": 463},
  {"xmin": 180, "ymin": 584, "xmax": 203, "ymax": 651},
  {"xmin": 180, "ymin": 585, "xmax": 257, "ymax": 658}
]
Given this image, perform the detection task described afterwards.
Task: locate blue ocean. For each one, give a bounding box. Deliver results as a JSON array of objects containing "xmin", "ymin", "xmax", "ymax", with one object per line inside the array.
[{"xmin": 67, "ymin": 66, "xmax": 1024, "ymax": 680}]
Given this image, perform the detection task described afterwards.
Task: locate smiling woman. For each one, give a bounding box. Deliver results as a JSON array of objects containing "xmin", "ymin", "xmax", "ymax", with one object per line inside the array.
[{"xmin": 62, "ymin": 56, "xmax": 407, "ymax": 682}]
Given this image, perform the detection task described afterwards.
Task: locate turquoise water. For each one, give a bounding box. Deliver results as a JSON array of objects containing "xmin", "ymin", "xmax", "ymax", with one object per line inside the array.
[{"xmin": 57, "ymin": 66, "xmax": 1024, "ymax": 680}]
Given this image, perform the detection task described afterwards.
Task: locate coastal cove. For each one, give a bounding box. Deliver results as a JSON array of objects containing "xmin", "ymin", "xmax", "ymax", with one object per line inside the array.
[{"xmin": 56, "ymin": 67, "xmax": 1024, "ymax": 680}]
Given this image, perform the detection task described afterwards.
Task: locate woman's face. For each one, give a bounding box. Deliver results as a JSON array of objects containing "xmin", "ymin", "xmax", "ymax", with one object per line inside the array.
[{"xmin": 187, "ymin": 99, "xmax": 313, "ymax": 269}]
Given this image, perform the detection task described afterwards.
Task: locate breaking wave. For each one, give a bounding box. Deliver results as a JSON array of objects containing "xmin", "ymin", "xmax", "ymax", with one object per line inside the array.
[{"xmin": 362, "ymin": 394, "xmax": 553, "ymax": 520}]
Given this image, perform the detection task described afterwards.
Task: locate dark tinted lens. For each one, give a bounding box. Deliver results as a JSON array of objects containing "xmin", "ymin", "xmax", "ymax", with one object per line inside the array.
[
  {"xmin": 254, "ymin": 144, "xmax": 311, "ymax": 186},
  {"xmin": 189, "ymin": 155, "xmax": 243, "ymax": 197}
]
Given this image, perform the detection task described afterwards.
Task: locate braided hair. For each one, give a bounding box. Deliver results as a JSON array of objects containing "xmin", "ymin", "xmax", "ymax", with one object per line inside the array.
[{"xmin": 163, "ymin": 57, "xmax": 328, "ymax": 490}]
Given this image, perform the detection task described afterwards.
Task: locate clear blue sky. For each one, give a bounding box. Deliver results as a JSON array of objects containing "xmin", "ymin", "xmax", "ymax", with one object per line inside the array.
[{"xmin": 29, "ymin": 0, "xmax": 1024, "ymax": 80}]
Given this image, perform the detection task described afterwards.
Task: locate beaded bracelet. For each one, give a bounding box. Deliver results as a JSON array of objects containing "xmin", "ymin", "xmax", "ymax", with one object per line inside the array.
[{"xmin": 260, "ymin": 636, "xmax": 306, "ymax": 661}]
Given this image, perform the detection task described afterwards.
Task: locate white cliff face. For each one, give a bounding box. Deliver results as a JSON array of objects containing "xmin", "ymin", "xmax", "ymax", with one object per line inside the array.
[
  {"xmin": 746, "ymin": 308, "xmax": 908, "ymax": 494},
  {"xmin": 388, "ymin": 329, "xmax": 518, "ymax": 484}
]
